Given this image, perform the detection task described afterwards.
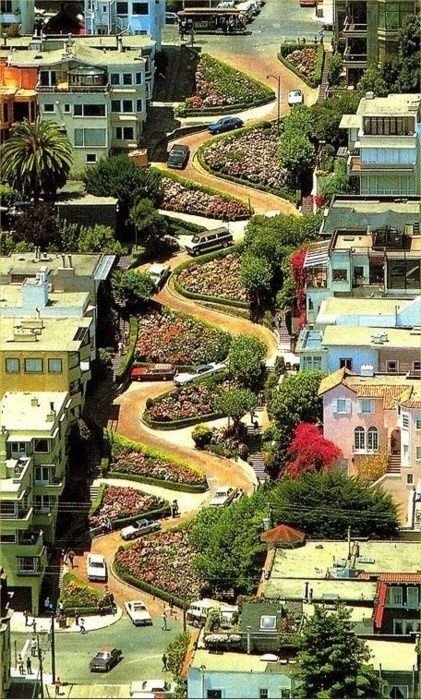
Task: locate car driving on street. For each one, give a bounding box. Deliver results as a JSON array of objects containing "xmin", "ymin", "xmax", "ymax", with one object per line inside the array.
[
  {"xmin": 89, "ymin": 646, "xmax": 122, "ymax": 672},
  {"xmin": 208, "ymin": 116, "xmax": 244, "ymax": 135},
  {"xmin": 120, "ymin": 518, "xmax": 161, "ymax": 541},
  {"xmin": 288, "ymin": 89, "xmax": 304, "ymax": 106},
  {"xmin": 174, "ymin": 361, "xmax": 226, "ymax": 386},
  {"xmin": 147, "ymin": 263, "xmax": 171, "ymax": 289},
  {"xmin": 125, "ymin": 600, "xmax": 153, "ymax": 626},
  {"xmin": 167, "ymin": 144, "xmax": 190, "ymax": 169}
]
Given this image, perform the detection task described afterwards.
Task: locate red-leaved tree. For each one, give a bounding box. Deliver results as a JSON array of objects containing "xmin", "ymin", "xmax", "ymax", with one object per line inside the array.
[{"xmin": 284, "ymin": 422, "xmax": 342, "ymax": 477}]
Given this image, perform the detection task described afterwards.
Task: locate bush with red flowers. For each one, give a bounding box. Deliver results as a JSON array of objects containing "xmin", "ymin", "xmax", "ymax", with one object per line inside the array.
[{"xmin": 89, "ymin": 485, "xmax": 163, "ymax": 527}]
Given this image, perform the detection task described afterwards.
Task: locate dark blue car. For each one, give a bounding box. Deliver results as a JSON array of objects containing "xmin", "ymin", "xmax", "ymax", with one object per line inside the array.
[{"xmin": 208, "ymin": 116, "xmax": 244, "ymax": 135}]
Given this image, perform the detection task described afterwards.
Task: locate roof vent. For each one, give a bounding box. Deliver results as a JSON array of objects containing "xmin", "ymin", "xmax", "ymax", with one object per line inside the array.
[
  {"xmin": 361, "ymin": 364, "xmax": 374, "ymax": 377},
  {"xmin": 365, "ymin": 91, "xmax": 375, "ymax": 100}
]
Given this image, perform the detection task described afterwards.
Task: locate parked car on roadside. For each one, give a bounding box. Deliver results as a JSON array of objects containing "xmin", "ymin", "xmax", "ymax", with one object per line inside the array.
[
  {"xmin": 86, "ymin": 554, "xmax": 107, "ymax": 582},
  {"xmin": 130, "ymin": 680, "xmax": 174, "ymax": 698},
  {"xmin": 174, "ymin": 361, "xmax": 226, "ymax": 387},
  {"xmin": 208, "ymin": 116, "xmax": 244, "ymax": 135},
  {"xmin": 120, "ymin": 518, "xmax": 161, "ymax": 541},
  {"xmin": 89, "ymin": 646, "xmax": 122, "ymax": 672},
  {"xmin": 130, "ymin": 364, "xmax": 176, "ymax": 383},
  {"xmin": 125, "ymin": 600, "xmax": 153, "ymax": 626},
  {"xmin": 288, "ymin": 89, "xmax": 304, "ymax": 106},
  {"xmin": 146, "ymin": 262, "xmax": 171, "ymax": 289},
  {"xmin": 167, "ymin": 144, "xmax": 190, "ymax": 169},
  {"xmin": 209, "ymin": 486, "xmax": 240, "ymax": 507},
  {"xmin": 185, "ymin": 227, "xmax": 233, "ymax": 256}
]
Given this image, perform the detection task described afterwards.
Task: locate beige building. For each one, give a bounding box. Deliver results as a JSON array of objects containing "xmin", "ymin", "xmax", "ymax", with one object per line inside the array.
[{"xmin": 1, "ymin": 34, "xmax": 155, "ymax": 171}]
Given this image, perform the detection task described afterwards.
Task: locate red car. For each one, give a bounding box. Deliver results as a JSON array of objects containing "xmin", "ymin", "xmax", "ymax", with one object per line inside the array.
[{"xmin": 130, "ymin": 364, "xmax": 176, "ymax": 382}]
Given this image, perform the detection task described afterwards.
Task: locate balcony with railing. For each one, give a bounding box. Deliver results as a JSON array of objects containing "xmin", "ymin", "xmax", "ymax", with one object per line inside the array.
[
  {"xmin": 17, "ymin": 546, "xmax": 47, "ymax": 577},
  {"xmin": 343, "ymin": 47, "xmax": 368, "ymax": 65},
  {"xmin": 343, "ymin": 16, "xmax": 367, "ymax": 35},
  {"xmin": 0, "ymin": 456, "xmax": 32, "ymax": 497},
  {"xmin": 0, "ymin": 503, "xmax": 33, "ymax": 528},
  {"xmin": 16, "ymin": 529, "xmax": 44, "ymax": 556},
  {"xmin": 34, "ymin": 474, "xmax": 64, "ymax": 496}
]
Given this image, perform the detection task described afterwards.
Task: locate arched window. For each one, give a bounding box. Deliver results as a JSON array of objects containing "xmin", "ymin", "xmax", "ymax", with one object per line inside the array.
[
  {"xmin": 367, "ymin": 426, "xmax": 379, "ymax": 451},
  {"xmin": 354, "ymin": 426, "xmax": 365, "ymax": 451}
]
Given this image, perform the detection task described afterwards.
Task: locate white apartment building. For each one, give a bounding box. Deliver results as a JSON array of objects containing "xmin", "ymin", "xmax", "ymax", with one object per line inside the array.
[
  {"xmin": 4, "ymin": 34, "xmax": 155, "ymax": 171},
  {"xmin": 85, "ymin": 0, "xmax": 165, "ymax": 49}
]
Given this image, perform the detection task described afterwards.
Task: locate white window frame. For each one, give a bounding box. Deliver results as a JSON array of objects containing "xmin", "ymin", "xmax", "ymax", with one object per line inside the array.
[
  {"xmin": 387, "ymin": 360, "xmax": 399, "ymax": 373},
  {"xmin": 334, "ymin": 398, "xmax": 351, "ymax": 415},
  {"xmin": 354, "ymin": 427, "xmax": 365, "ymax": 451},
  {"xmin": 402, "ymin": 413, "xmax": 409, "ymax": 430},
  {"xmin": 18, "ymin": 557, "xmax": 40, "ymax": 574},
  {"xmin": 416, "ymin": 446, "xmax": 421, "ymax": 461},
  {"xmin": 416, "ymin": 416, "xmax": 421, "ymax": 430},
  {"xmin": 367, "ymin": 426, "xmax": 379, "ymax": 451},
  {"xmin": 407, "ymin": 473, "xmax": 414, "ymax": 484},
  {"xmin": 357, "ymin": 399, "xmax": 372, "ymax": 414},
  {"xmin": 43, "ymin": 103, "xmax": 55, "ymax": 113},
  {"xmin": 5, "ymin": 358, "xmax": 20, "ymax": 373}
]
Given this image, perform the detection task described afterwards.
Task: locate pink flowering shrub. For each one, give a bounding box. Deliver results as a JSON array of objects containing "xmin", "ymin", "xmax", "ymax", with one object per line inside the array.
[
  {"xmin": 178, "ymin": 254, "xmax": 249, "ymax": 302},
  {"xmin": 160, "ymin": 177, "xmax": 250, "ymax": 220},
  {"xmin": 115, "ymin": 530, "xmax": 204, "ymax": 600},
  {"xmin": 89, "ymin": 485, "xmax": 163, "ymax": 527}
]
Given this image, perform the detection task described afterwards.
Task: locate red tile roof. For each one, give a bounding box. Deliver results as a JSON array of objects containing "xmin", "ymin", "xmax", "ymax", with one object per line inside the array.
[
  {"xmin": 378, "ymin": 572, "xmax": 421, "ymax": 583},
  {"xmin": 373, "ymin": 581, "xmax": 388, "ymax": 629}
]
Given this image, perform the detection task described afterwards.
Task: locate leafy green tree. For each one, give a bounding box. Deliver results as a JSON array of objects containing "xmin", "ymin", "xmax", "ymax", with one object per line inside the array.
[
  {"xmin": 278, "ymin": 132, "xmax": 316, "ymax": 188},
  {"xmin": 359, "ymin": 64, "xmax": 389, "ymax": 96},
  {"xmin": 328, "ymin": 52, "xmax": 343, "ymax": 86},
  {"xmin": 0, "ymin": 184, "xmax": 19, "ymax": 207},
  {"xmin": 13, "ymin": 203, "xmax": 59, "ymax": 249},
  {"xmin": 129, "ymin": 197, "xmax": 170, "ymax": 252},
  {"xmin": 282, "ymin": 105, "xmax": 313, "ymax": 136},
  {"xmin": 227, "ymin": 334, "xmax": 266, "ymax": 388},
  {"xmin": 216, "ymin": 388, "xmax": 258, "ymax": 434},
  {"xmin": 1, "ymin": 117, "xmax": 72, "ymax": 202},
  {"xmin": 267, "ymin": 370, "xmax": 324, "ymax": 465},
  {"xmin": 297, "ymin": 606, "xmax": 379, "ymax": 698},
  {"xmin": 240, "ymin": 253, "xmax": 272, "ymax": 304},
  {"xmin": 190, "ymin": 494, "xmax": 267, "ymax": 593},
  {"xmin": 111, "ymin": 269, "xmax": 154, "ymax": 312},
  {"xmin": 166, "ymin": 630, "xmax": 190, "ymax": 698},
  {"xmin": 84, "ymin": 155, "xmax": 162, "ymax": 214},
  {"xmin": 320, "ymin": 159, "xmax": 351, "ymax": 199},
  {"xmin": 268, "ymin": 470, "xmax": 399, "ymax": 539},
  {"xmin": 311, "ymin": 93, "xmax": 361, "ymax": 148},
  {"xmin": 78, "ymin": 224, "xmax": 124, "ymax": 254}
]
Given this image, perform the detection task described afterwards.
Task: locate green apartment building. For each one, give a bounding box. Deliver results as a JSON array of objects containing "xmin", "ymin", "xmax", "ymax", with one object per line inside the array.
[{"xmin": 334, "ymin": 0, "xmax": 420, "ymax": 85}]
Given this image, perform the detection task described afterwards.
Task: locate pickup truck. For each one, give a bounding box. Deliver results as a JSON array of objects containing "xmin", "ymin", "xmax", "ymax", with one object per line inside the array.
[
  {"xmin": 209, "ymin": 487, "xmax": 240, "ymax": 508},
  {"xmin": 120, "ymin": 518, "xmax": 161, "ymax": 541}
]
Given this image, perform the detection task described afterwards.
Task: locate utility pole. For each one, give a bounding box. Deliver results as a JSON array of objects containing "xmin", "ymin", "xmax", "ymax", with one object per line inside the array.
[
  {"xmin": 266, "ymin": 74, "xmax": 281, "ymax": 136},
  {"xmin": 183, "ymin": 607, "xmax": 187, "ymax": 633},
  {"xmin": 50, "ymin": 610, "xmax": 56, "ymax": 683},
  {"xmin": 37, "ymin": 633, "xmax": 44, "ymax": 699}
]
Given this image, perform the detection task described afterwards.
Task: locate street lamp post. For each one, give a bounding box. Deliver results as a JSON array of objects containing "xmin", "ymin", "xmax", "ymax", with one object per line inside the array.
[{"xmin": 266, "ymin": 74, "xmax": 281, "ymax": 136}]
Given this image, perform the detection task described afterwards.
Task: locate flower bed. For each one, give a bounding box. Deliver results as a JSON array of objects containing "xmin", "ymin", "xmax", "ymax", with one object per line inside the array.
[
  {"xmin": 89, "ymin": 485, "xmax": 163, "ymax": 528},
  {"xmin": 177, "ymin": 253, "xmax": 249, "ymax": 303},
  {"xmin": 60, "ymin": 572, "xmax": 111, "ymax": 615},
  {"xmin": 110, "ymin": 433, "xmax": 208, "ymax": 490},
  {"xmin": 279, "ymin": 43, "xmax": 324, "ymax": 87},
  {"xmin": 145, "ymin": 381, "xmax": 229, "ymax": 423},
  {"xmin": 114, "ymin": 530, "xmax": 204, "ymax": 602},
  {"xmin": 184, "ymin": 54, "xmax": 273, "ymax": 110},
  {"xmin": 160, "ymin": 175, "xmax": 250, "ymax": 221},
  {"xmin": 135, "ymin": 308, "xmax": 230, "ymax": 365},
  {"xmin": 201, "ymin": 124, "xmax": 287, "ymax": 194}
]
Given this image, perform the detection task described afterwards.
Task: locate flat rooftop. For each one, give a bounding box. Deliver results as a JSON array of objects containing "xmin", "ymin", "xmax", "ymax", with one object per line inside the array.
[
  {"xmin": 322, "ymin": 325, "xmax": 421, "ymax": 348},
  {"xmin": 0, "ymin": 34, "xmax": 154, "ymax": 50},
  {"xmin": 356, "ymin": 93, "xmax": 421, "ymax": 117},
  {"xmin": 0, "ymin": 253, "xmax": 102, "ymax": 278},
  {"xmin": 263, "ymin": 541, "xmax": 421, "ymax": 600},
  {"xmin": 190, "ymin": 649, "xmax": 295, "ymax": 674},
  {"xmin": 0, "ymin": 391, "xmax": 68, "ymax": 432},
  {"xmin": 318, "ymin": 296, "xmax": 412, "ymax": 319},
  {"xmin": 321, "ymin": 197, "xmax": 421, "ymax": 237},
  {"xmin": 367, "ymin": 639, "xmax": 418, "ymax": 672},
  {"xmin": 0, "ymin": 286, "xmax": 89, "ymax": 312},
  {"xmin": 0, "ymin": 316, "xmax": 91, "ymax": 351}
]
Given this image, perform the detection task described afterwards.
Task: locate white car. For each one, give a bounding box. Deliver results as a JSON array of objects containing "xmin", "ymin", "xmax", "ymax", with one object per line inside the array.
[
  {"xmin": 209, "ymin": 487, "xmax": 236, "ymax": 507},
  {"xmin": 120, "ymin": 518, "xmax": 161, "ymax": 541},
  {"xmin": 125, "ymin": 600, "xmax": 153, "ymax": 626},
  {"xmin": 174, "ymin": 361, "xmax": 226, "ymax": 387},
  {"xmin": 288, "ymin": 89, "xmax": 304, "ymax": 106},
  {"xmin": 130, "ymin": 680, "xmax": 174, "ymax": 698},
  {"xmin": 147, "ymin": 263, "xmax": 171, "ymax": 290},
  {"xmin": 87, "ymin": 554, "xmax": 107, "ymax": 582}
]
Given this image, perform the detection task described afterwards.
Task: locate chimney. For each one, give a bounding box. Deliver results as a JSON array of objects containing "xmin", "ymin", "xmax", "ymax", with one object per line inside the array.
[
  {"xmin": 31, "ymin": 397, "xmax": 39, "ymax": 408},
  {"xmin": 365, "ymin": 91, "xmax": 374, "ymax": 100},
  {"xmin": 117, "ymin": 35, "xmax": 123, "ymax": 52},
  {"xmin": 68, "ymin": 254, "xmax": 73, "ymax": 268},
  {"xmin": 61, "ymin": 254, "xmax": 66, "ymax": 268},
  {"xmin": 0, "ymin": 426, "xmax": 7, "ymax": 479}
]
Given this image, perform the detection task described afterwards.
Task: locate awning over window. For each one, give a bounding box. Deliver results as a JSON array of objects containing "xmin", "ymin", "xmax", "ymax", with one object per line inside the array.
[
  {"xmin": 304, "ymin": 243, "xmax": 329, "ymax": 268},
  {"xmin": 373, "ymin": 581, "xmax": 388, "ymax": 629}
]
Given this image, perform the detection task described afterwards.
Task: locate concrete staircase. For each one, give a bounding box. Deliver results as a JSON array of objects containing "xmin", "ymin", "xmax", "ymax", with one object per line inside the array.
[
  {"xmin": 247, "ymin": 425, "xmax": 268, "ymax": 483},
  {"xmin": 387, "ymin": 454, "xmax": 401, "ymax": 474},
  {"xmin": 317, "ymin": 47, "xmax": 332, "ymax": 103}
]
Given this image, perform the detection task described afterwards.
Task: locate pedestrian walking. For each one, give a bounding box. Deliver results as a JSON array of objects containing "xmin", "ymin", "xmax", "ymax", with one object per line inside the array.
[
  {"xmin": 32, "ymin": 619, "xmax": 37, "ymax": 634},
  {"xmin": 26, "ymin": 657, "xmax": 32, "ymax": 675},
  {"xmin": 44, "ymin": 596, "xmax": 51, "ymax": 612},
  {"xmin": 68, "ymin": 550, "xmax": 75, "ymax": 568},
  {"xmin": 117, "ymin": 341, "xmax": 123, "ymax": 356},
  {"xmin": 161, "ymin": 611, "xmax": 168, "ymax": 631},
  {"xmin": 18, "ymin": 655, "xmax": 25, "ymax": 675},
  {"xmin": 54, "ymin": 677, "xmax": 62, "ymax": 697},
  {"xmin": 30, "ymin": 637, "xmax": 37, "ymax": 657},
  {"xmin": 79, "ymin": 617, "xmax": 86, "ymax": 634},
  {"xmin": 24, "ymin": 609, "xmax": 29, "ymax": 626},
  {"xmin": 162, "ymin": 653, "xmax": 168, "ymax": 671}
]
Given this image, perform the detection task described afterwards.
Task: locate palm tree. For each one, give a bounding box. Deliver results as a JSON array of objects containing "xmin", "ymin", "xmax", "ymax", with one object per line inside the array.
[{"xmin": 1, "ymin": 117, "xmax": 72, "ymax": 202}]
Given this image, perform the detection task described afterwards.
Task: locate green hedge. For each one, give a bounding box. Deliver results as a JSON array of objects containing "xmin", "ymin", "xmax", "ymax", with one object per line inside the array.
[
  {"xmin": 113, "ymin": 559, "xmax": 189, "ymax": 609},
  {"xmin": 109, "ymin": 471, "xmax": 208, "ymax": 493},
  {"xmin": 171, "ymin": 249, "xmax": 249, "ymax": 310},
  {"xmin": 177, "ymin": 94, "xmax": 275, "ymax": 118},
  {"xmin": 110, "ymin": 432, "xmax": 208, "ymax": 491},
  {"xmin": 142, "ymin": 410, "xmax": 224, "ymax": 431},
  {"xmin": 115, "ymin": 317, "xmax": 139, "ymax": 385},
  {"xmin": 89, "ymin": 483, "xmax": 106, "ymax": 516},
  {"xmin": 157, "ymin": 168, "xmax": 253, "ymax": 218},
  {"xmin": 62, "ymin": 605, "xmax": 115, "ymax": 616},
  {"xmin": 278, "ymin": 43, "xmax": 325, "ymax": 88},
  {"xmin": 198, "ymin": 300, "xmax": 251, "ymax": 320},
  {"xmin": 111, "ymin": 505, "xmax": 170, "ymax": 528}
]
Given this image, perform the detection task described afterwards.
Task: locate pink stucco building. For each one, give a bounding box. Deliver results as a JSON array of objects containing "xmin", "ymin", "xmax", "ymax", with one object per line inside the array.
[{"xmin": 319, "ymin": 368, "xmax": 421, "ymax": 528}]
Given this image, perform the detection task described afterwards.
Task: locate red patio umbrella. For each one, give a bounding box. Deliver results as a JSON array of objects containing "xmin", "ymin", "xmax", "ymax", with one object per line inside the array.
[{"xmin": 260, "ymin": 523, "xmax": 305, "ymax": 548}]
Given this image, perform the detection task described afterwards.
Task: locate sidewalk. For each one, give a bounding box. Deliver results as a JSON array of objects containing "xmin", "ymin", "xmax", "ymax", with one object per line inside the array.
[{"xmin": 11, "ymin": 607, "xmax": 122, "ymax": 634}]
